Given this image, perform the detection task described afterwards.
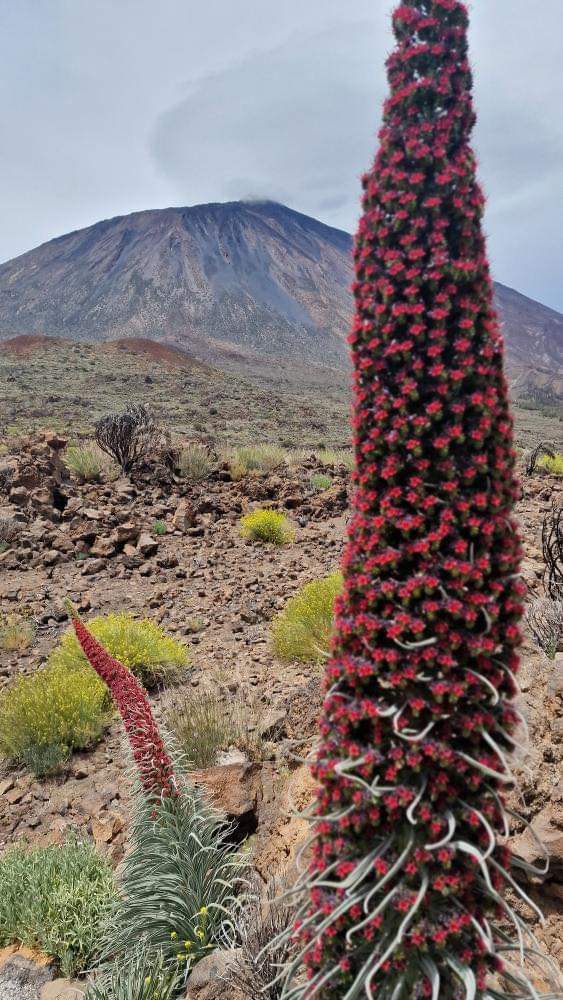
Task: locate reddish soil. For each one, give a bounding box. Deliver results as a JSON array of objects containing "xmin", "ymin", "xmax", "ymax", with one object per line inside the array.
[
  {"xmin": 0, "ymin": 334, "xmax": 64, "ymax": 356},
  {"xmin": 107, "ymin": 337, "xmax": 211, "ymax": 371}
]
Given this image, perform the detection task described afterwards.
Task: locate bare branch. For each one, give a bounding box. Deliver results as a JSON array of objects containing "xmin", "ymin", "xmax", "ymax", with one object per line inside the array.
[
  {"xmin": 542, "ymin": 501, "xmax": 563, "ymax": 601},
  {"xmin": 94, "ymin": 403, "xmax": 163, "ymax": 477}
]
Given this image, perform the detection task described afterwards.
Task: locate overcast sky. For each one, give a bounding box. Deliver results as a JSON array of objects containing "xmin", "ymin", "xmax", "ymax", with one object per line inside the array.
[{"xmin": 1, "ymin": 0, "xmax": 562, "ymax": 311}]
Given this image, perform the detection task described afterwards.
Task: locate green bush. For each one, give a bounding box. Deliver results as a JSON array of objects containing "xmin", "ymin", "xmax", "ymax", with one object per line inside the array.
[
  {"xmin": 152, "ymin": 519, "xmax": 167, "ymax": 536},
  {"xmin": 228, "ymin": 444, "xmax": 287, "ymax": 477},
  {"xmin": 240, "ymin": 509, "xmax": 294, "ymax": 545},
  {"xmin": 165, "ymin": 689, "xmax": 264, "ymax": 769},
  {"xmin": 271, "ymin": 572, "xmax": 343, "ymax": 663},
  {"xmin": 177, "ymin": 443, "xmax": 214, "ymax": 483},
  {"xmin": 0, "ymin": 660, "xmax": 110, "ymax": 774},
  {"xmin": 539, "ymin": 451, "xmax": 563, "ymax": 476},
  {"xmin": 0, "ymin": 837, "xmax": 115, "ymax": 976},
  {"xmin": 49, "ymin": 613, "xmax": 189, "ymax": 688},
  {"xmin": 310, "ymin": 473, "xmax": 332, "ymax": 492},
  {"xmin": 64, "ymin": 444, "xmax": 106, "ymax": 483}
]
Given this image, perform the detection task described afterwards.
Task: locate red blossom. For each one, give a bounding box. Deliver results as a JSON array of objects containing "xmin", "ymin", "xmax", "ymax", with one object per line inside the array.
[
  {"xmin": 68, "ymin": 610, "xmax": 176, "ymax": 799},
  {"xmin": 293, "ymin": 0, "xmax": 524, "ymax": 995}
]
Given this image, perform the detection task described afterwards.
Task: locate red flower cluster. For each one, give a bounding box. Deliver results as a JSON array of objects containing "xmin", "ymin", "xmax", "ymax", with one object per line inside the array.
[
  {"xmin": 69, "ymin": 611, "xmax": 176, "ymax": 799},
  {"xmin": 289, "ymin": 1, "xmax": 530, "ymax": 997}
]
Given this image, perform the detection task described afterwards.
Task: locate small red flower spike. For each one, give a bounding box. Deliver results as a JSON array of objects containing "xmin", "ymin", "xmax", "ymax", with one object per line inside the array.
[{"xmin": 66, "ymin": 603, "xmax": 176, "ymax": 799}]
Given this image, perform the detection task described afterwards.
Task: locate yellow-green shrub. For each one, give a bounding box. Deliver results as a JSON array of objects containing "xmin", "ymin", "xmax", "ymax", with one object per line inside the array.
[
  {"xmin": 240, "ymin": 509, "xmax": 294, "ymax": 545},
  {"xmin": 271, "ymin": 572, "xmax": 343, "ymax": 662},
  {"xmin": 228, "ymin": 460, "xmax": 247, "ymax": 482},
  {"xmin": 0, "ymin": 661, "xmax": 110, "ymax": 775},
  {"xmin": 48, "ymin": 613, "xmax": 188, "ymax": 688},
  {"xmin": 539, "ymin": 452, "xmax": 563, "ymax": 476}
]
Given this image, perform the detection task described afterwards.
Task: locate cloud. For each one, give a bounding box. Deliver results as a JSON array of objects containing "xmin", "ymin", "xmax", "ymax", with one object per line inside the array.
[
  {"xmin": 469, "ymin": 4, "xmax": 563, "ymax": 306},
  {"xmin": 150, "ymin": 22, "xmax": 386, "ymax": 235},
  {"xmin": 150, "ymin": 8, "xmax": 563, "ymax": 310},
  {"xmin": 1, "ymin": 0, "xmax": 562, "ymax": 311}
]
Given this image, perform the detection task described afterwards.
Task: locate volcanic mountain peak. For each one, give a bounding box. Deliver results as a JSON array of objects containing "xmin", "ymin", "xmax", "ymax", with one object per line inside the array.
[{"xmin": 0, "ymin": 200, "xmax": 562, "ymax": 395}]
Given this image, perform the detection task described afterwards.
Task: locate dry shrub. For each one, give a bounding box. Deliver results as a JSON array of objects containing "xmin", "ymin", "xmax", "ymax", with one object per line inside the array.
[
  {"xmin": 314, "ymin": 448, "xmax": 354, "ymax": 471},
  {"xmin": 95, "ymin": 403, "xmax": 164, "ymax": 476},
  {"xmin": 64, "ymin": 443, "xmax": 108, "ymax": 482},
  {"xmin": 227, "ymin": 444, "xmax": 287, "ymax": 477},
  {"xmin": 524, "ymin": 440, "xmax": 556, "ymax": 475},
  {"xmin": 526, "ymin": 597, "xmax": 563, "ymax": 658},
  {"xmin": 0, "ymin": 610, "xmax": 35, "ymax": 652},
  {"xmin": 164, "ymin": 688, "xmax": 264, "ymax": 768},
  {"xmin": 228, "ymin": 888, "xmax": 295, "ymax": 999},
  {"xmin": 177, "ymin": 442, "xmax": 214, "ymax": 482},
  {"xmin": 542, "ymin": 501, "xmax": 563, "ymax": 600}
]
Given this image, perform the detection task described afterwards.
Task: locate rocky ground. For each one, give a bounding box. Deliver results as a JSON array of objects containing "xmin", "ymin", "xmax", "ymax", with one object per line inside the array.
[
  {"xmin": 0, "ymin": 431, "xmax": 562, "ymax": 994},
  {"xmin": 0, "ymin": 432, "xmax": 348, "ymax": 854}
]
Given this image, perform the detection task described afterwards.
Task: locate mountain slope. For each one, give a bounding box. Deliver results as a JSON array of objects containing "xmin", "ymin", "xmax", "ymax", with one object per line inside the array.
[
  {"xmin": 0, "ymin": 202, "xmax": 352, "ymax": 367},
  {"xmin": 493, "ymin": 284, "xmax": 563, "ymax": 401},
  {"xmin": 0, "ymin": 200, "xmax": 562, "ymax": 388}
]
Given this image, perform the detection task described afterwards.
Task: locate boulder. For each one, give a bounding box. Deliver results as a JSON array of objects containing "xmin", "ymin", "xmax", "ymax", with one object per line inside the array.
[
  {"xmin": 69, "ymin": 522, "xmax": 97, "ymax": 544},
  {"xmin": 43, "ymin": 432, "xmax": 67, "ymax": 452},
  {"xmin": 9, "ymin": 486, "xmax": 30, "ymax": 506},
  {"xmin": 281, "ymin": 493, "xmax": 303, "ymax": 510},
  {"xmin": 91, "ymin": 810, "xmax": 124, "ymax": 847},
  {"xmin": 192, "ymin": 763, "xmax": 262, "ymax": 839},
  {"xmin": 258, "ymin": 709, "xmax": 287, "ymax": 741},
  {"xmin": 137, "ymin": 532, "xmax": 158, "ymax": 557},
  {"xmin": 0, "ymin": 952, "xmax": 53, "ymax": 1000},
  {"xmin": 89, "ymin": 536, "xmax": 116, "ymax": 559},
  {"xmin": 41, "ymin": 980, "xmax": 84, "ymax": 1000},
  {"xmin": 80, "ymin": 558, "xmax": 106, "ymax": 575},
  {"xmin": 0, "ymin": 777, "xmax": 15, "ymax": 796},
  {"xmin": 173, "ymin": 500, "xmax": 197, "ymax": 532},
  {"xmin": 549, "ymin": 654, "xmax": 563, "ymax": 697},
  {"xmin": 312, "ymin": 483, "xmax": 348, "ymax": 514},
  {"xmin": 511, "ymin": 805, "xmax": 563, "ymax": 881},
  {"xmin": 184, "ymin": 950, "xmax": 241, "ymax": 1000},
  {"xmin": 112, "ymin": 522, "xmax": 140, "ymax": 546},
  {"xmin": 81, "ymin": 508, "xmax": 103, "ymax": 521}
]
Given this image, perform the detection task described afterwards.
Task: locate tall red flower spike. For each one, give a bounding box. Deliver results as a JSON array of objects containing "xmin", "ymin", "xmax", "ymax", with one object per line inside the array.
[
  {"xmin": 277, "ymin": 3, "xmax": 556, "ymax": 998},
  {"xmin": 67, "ymin": 607, "xmax": 176, "ymax": 799}
]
